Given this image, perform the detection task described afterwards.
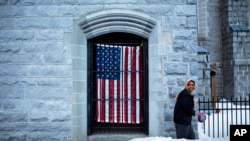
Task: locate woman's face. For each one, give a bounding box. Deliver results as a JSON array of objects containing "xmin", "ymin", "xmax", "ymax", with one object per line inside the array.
[{"xmin": 186, "ymin": 81, "xmax": 195, "ymax": 94}]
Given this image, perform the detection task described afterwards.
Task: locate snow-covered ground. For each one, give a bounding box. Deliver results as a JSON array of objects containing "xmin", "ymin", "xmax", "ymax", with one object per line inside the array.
[
  {"xmin": 128, "ymin": 123, "xmax": 229, "ymax": 141},
  {"xmin": 129, "ymin": 98, "xmax": 250, "ymax": 141}
]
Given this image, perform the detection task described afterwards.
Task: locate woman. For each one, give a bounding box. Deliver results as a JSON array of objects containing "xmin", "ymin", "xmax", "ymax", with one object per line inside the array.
[{"xmin": 174, "ymin": 79, "xmax": 196, "ymax": 139}]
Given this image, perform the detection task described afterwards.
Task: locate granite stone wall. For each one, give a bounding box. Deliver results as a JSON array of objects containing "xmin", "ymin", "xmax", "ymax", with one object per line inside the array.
[
  {"xmin": 221, "ymin": 0, "xmax": 250, "ymax": 98},
  {"xmin": 0, "ymin": 0, "xmax": 210, "ymax": 141}
]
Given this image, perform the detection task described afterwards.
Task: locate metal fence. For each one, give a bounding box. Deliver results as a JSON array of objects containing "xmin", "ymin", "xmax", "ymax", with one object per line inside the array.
[{"xmin": 198, "ymin": 96, "xmax": 250, "ymax": 138}]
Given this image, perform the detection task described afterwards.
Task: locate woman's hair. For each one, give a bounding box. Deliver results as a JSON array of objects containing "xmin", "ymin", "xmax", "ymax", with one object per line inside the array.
[
  {"xmin": 188, "ymin": 80, "xmax": 195, "ymax": 85},
  {"xmin": 175, "ymin": 79, "xmax": 195, "ymax": 100},
  {"xmin": 184, "ymin": 79, "xmax": 195, "ymax": 89}
]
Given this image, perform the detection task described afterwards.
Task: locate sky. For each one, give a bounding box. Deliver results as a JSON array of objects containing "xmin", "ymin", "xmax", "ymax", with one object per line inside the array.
[{"xmin": 129, "ymin": 98, "xmax": 250, "ymax": 141}]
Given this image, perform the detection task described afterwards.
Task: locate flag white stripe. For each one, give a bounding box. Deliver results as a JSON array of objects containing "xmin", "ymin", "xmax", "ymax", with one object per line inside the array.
[
  {"xmin": 114, "ymin": 80, "xmax": 117, "ymax": 123},
  {"xmin": 105, "ymin": 79, "xmax": 109, "ymax": 122},
  {"xmin": 122, "ymin": 46, "xmax": 126, "ymax": 123},
  {"xmin": 97, "ymin": 79, "xmax": 101, "ymax": 122},
  {"xmin": 120, "ymin": 47, "xmax": 123, "ymax": 123},
  {"xmin": 136, "ymin": 47, "xmax": 140, "ymax": 123},
  {"xmin": 128, "ymin": 47, "xmax": 132, "ymax": 123}
]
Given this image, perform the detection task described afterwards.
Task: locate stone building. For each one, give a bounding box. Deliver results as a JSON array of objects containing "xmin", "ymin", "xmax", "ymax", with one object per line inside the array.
[{"xmin": 0, "ymin": 0, "xmax": 249, "ymax": 141}]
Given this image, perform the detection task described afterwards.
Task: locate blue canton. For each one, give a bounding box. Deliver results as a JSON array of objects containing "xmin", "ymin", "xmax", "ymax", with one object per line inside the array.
[{"xmin": 96, "ymin": 45, "xmax": 121, "ymax": 80}]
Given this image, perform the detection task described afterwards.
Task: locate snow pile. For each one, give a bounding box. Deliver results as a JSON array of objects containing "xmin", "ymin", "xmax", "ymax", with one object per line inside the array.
[{"xmin": 128, "ymin": 123, "xmax": 228, "ymax": 141}]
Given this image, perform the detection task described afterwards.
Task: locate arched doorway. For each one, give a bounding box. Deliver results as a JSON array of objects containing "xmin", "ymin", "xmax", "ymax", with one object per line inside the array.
[{"xmin": 71, "ymin": 9, "xmax": 159, "ymax": 140}]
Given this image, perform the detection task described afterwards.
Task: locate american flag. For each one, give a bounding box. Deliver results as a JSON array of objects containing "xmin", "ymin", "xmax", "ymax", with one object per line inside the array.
[{"xmin": 94, "ymin": 44, "xmax": 143, "ymax": 124}]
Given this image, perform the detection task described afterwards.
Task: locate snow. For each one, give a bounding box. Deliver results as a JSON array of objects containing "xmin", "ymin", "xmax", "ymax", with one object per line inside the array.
[
  {"xmin": 128, "ymin": 98, "xmax": 250, "ymax": 141},
  {"xmin": 128, "ymin": 123, "xmax": 229, "ymax": 141},
  {"xmin": 203, "ymin": 99, "xmax": 249, "ymax": 138}
]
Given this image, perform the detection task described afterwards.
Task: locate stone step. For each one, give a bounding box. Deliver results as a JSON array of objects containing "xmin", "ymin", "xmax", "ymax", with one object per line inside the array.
[{"xmin": 87, "ymin": 133, "xmax": 147, "ymax": 141}]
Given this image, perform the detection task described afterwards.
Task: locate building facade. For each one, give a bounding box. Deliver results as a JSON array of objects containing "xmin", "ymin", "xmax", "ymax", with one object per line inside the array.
[{"xmin": 0, "ymin": 0, "xmax": 249, "ymax": 141}]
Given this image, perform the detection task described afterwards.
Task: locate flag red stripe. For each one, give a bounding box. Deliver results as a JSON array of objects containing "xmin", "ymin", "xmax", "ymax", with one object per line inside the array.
[
  {"xmin": 123, "ymin": 47, "xmax": 128, "ymax": 123},
  {"xmin": 101, "ymin": 79, "xmax": 105, "ymax": 122},
  {"xmin": 109, "ymin": 80, "xmax": 114, "ymax": 122},
  {"xmin": 131, "ymin": 46, "xmax": 136, "ymax": 123},
  {"xmin": 117, "ymin": 80, "xmax": 121, "ymax": 123}
]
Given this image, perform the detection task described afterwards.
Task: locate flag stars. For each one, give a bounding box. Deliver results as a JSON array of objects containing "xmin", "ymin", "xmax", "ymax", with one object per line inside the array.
[{"xmin": 96, "ymin": 45, "xmax": 121, "ymax": 80}]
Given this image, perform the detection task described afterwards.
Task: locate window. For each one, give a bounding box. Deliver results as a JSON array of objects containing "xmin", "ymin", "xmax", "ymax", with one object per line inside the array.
[{"xmin": 87, "ymin": 32, "xmax": 149, "ymax": 135}]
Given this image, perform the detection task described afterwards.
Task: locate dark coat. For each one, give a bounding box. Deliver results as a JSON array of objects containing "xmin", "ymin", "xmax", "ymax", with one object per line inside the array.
[{"xmin": 174, "ymin": 89, "xmax": 195, "ymax": 125}]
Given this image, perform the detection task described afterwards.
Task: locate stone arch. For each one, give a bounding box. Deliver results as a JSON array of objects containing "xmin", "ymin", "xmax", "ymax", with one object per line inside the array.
[
  {"xmin": 69, "ymin": 9, "xmax": 159, "ymax": 141},
  {"xmin": 78, "ymin": 9, "xmax": 156, "ymax": 39}
]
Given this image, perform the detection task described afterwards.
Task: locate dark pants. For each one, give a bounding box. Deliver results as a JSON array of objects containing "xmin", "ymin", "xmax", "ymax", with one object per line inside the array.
[{"xmin": 175, "ymin": 123, "xmax": 195, "ymax": 139}]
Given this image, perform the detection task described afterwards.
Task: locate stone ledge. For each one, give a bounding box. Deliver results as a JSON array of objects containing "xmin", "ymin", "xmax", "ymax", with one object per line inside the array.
[
  {"xmin": 229, "ymin": 24, "xmax": 250, "ymax": 32},
  {"xmin": 87, "ymin": 133, "xmax": 146, "ymax": 141},
  {"xmin": 223, "ymin": 59, "xmax": 250, "ymax": 66}
]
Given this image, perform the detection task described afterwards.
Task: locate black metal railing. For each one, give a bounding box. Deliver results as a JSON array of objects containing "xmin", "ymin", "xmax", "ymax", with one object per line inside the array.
[{"xmin": 198, "ymin": 95, "xmax": 250, "ymax": 138}]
